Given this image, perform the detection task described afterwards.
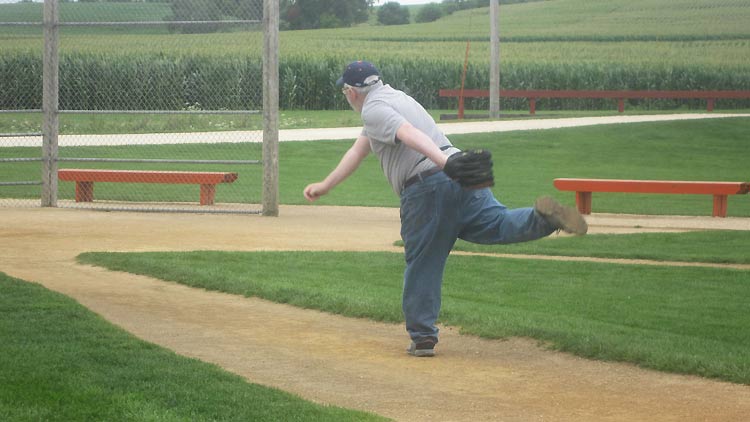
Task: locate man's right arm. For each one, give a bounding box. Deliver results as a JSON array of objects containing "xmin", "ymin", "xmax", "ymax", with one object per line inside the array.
[{"xmin": 303, "ymin": 134, "xmax": 372, "ymax": 202}]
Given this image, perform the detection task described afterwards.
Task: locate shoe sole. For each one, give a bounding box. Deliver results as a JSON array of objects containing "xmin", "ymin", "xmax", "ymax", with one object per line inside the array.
[
  {"xmin": 535, "ymin": 196, "xmax": 588, "ymax": 235},
  {"xmin": 407, "ymin": 349, "xmax": 435, "ymax": 357}
]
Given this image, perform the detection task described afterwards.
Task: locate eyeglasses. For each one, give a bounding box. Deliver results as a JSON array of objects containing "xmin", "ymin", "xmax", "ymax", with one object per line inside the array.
[{"xmin": 341, "ymin": 86, "xmax": 350, "ymax": 95}]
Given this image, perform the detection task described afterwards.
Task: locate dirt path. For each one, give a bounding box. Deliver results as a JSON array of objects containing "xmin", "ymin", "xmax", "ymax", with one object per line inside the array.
[{"xmin": 2, "ymin": 206, "xmax": 750, "ymax": 421}]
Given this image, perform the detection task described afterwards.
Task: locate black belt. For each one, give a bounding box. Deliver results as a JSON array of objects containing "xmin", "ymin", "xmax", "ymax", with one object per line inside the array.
[
  {"xmin": 403, "ymin": 167, "xmax": 442, "ymax": 189},
  {"xmin": 415, "ymin": 144, "xmax": 454, "ymax": 165}
]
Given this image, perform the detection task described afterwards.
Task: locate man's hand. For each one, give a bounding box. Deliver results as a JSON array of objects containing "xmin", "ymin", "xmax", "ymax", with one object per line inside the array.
[
  {"xmin": 442, "ymin": 149, "xmax": 495, "ymax": 189},
  {"xmin": 303, "ymin": 182, "xmax": 330, "ymax": 202}
]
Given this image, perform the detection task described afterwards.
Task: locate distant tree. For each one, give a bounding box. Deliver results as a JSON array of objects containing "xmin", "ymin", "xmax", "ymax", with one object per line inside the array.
[
  {"xmin": 415, "ymin": 3, "xmax": 443, "ymax": 23},
  {"xmin": 282, "ymin": 0, "xmax": 370, "ymax": 30},
  {"xmin": 377, "ymin": 2, "xmax": 410, "ymax": 26}
]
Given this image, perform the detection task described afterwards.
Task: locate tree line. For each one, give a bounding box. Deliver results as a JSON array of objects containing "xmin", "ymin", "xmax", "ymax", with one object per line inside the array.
[{"xmin": 71, "ymin": 0, "xmax": 545, "ymax": 30}]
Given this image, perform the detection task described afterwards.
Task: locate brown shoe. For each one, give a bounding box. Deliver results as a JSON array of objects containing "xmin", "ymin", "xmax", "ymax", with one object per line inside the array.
[{"xmin": 534, "ymin": 196, "xmax": 588, "ymax": 235}]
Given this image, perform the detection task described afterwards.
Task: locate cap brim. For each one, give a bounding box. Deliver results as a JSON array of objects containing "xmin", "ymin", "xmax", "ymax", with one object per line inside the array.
[{"xmin": 335, "ymin": 76, "xmax": 345, "ymax": 87}]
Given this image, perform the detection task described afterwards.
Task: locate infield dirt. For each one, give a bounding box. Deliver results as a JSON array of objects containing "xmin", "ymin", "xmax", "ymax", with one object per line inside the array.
[{"xmin": 2, "ymin": 205, "xmax": 750, "ymax": 421}]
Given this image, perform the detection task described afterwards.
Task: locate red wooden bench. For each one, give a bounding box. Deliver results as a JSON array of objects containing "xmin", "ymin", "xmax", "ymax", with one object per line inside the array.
[
  {"xmin": 438, "ymin": 89, "xmax": 750, "ymax": 116},
  {"xmin": 58, "ymin": 169, "xmax": 238, "ymax": 206},
  {"xmin": 553, "ymin": 178, "xmax": 750, "ymax": 218}
]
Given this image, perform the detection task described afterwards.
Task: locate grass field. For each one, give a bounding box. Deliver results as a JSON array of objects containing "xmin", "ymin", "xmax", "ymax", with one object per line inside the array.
[
  {"xmin": 4, "ymin": 0, "xmax": 749, "ymax": 41},
  {"xmin": 2, "ymin": 117, "xmax": 749, "ymax": 216},
  {"xmin": 76, "ymin": 248, "xmax": 750, "ymax": 385},
  {"xmin": 427, "ymin": 230, "xmax": 750, "ymax": 265},
  {"xmin": 0, "ymin": 272, "xmax": 387, "ymax": 421},
  {"xmin": 3, "ymin": 1, "xmax": 750, "ymax": 417},
  {"xmin": 3, "ymin": 108, "xmax": 733, "ymax": 136}
]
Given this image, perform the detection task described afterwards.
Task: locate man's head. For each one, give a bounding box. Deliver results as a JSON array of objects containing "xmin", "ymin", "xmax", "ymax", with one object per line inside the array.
[
  {"xmin": 337, "ymin": 60, "xmax": 381, "ymax": 112},
  {"xmin": 336, "ymin": 60, "xmax": 380, "ymax": 88}
]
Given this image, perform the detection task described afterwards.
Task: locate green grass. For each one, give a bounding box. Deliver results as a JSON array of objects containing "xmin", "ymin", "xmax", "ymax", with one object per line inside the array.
[
  {"xmin": 411, "ymin": 0, "xmax": 750, "ymax": 41},
  {"xmin": 0, "ymin": 142, "xmax": 265, "ymax": 203},
  {"xmin": 0, "ymin": 108, "xmax": 439, "ymax": 135},
  {"xmin": 0, "ymin": 2, "xmax": 172, "ymax": 24},
  {"xmin": 76, "ymin": 250, "xmax": 750, "ymax": 385},
  {"xmin": 284, "ymin": 117, "xmax": 750, "ymax": 215},
  {"xmin": 5, "ymin": 0, "xmax": 750, "ymax": 42},
  {"xmin": 2, "ymin": 108, "xmax": 746, "ymax": 136},
  {"xmin": 2, "ymin": 117, "xmax": 749, "ymax": 215},
  {"xmin": 407, "ymin": 231, "xmax": 750, "ymax": 264},
  {"xmin": 0, "ymin": 272, "xmax": 387, "ymax": 421},
  {"xmin": 0, "ymin": 2, "xmax": 177, "ymax": 36}
]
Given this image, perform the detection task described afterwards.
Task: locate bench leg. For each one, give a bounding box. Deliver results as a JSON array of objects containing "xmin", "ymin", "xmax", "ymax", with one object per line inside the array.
[
  {"xmin": 529, "ymin": 98, "xmax": 536, "ymax": 115},
  {"xmin": 713, "ymin": 195, "xmax": 728, "ymax": 218},
  {"xmin": 200, "ymin": 184, "xmax": 216, "ymax": 205},
  {"xmin": 75, "ymin": 181, "xmax": 94, "ymax": 202},
  {"xmin": 576, "ymin": 191, "xmax": 592, "ymax": 215}
]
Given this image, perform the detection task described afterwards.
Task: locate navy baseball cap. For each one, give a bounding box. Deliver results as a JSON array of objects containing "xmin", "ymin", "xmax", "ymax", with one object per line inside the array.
[{"xmin": 336, "ymin": 60, "xmax": 380, "ymax": 88}]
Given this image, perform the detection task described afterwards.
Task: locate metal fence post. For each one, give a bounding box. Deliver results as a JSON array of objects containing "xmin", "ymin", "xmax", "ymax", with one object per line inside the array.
[
  {"xmin": 262, "ymin": 0, "xmax": 279, "ymax": 217},
  {"xmin": 42, "ymin": 0, "xmax": 59, "ymax": 207},
  {"xmin": 489, "ymin": 0, "xmax": 500, "ymax": 119}
]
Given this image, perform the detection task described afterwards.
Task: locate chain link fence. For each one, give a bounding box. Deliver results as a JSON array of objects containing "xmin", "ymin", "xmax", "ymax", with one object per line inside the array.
[{"xmin": 1, "ymin": 0, "xmax": 278, "ymax": 214}]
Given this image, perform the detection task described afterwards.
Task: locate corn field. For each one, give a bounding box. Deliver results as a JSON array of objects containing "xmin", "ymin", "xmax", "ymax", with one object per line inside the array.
[
  {"xmin": 1, "ymin": 0, "xmax": 750, "ymax": 112},
  {"xmin": 2, "ymin": 50, "xmax": 749, "ymax": 112}
]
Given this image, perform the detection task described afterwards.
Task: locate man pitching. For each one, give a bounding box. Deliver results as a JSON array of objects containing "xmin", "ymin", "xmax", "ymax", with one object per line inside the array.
[{"xmin": 304, "ymin": 60, "xmax": 587, "ymax": 357}]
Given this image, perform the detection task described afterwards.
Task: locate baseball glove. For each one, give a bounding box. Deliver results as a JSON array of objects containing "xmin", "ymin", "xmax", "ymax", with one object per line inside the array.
[{"xmin": 443, "ymin": 149, "xmax": 495, "ymax": 189}]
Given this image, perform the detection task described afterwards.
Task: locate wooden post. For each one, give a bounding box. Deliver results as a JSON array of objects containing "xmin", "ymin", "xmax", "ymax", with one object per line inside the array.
[
  {"xmin": 42, "ymin": 0, "xmax": 59, "ymax": 207},
  {"xmin": 712, "ymin": 195, "xmax": 728, "ymax": 218},
  {"xmin": 76, "ymin": 182, "xmax": 94, "ymax": 202},
  {"xmin": 200, "ymin": 184, "xmax": 216, "ymax": 206},
  {"xmin": 576, "ymin": 191, "xmax": 593, "ymax": 215},
  {"xmin": 262, "ymin": 0, "xmax": 279, "ymax": 216}
]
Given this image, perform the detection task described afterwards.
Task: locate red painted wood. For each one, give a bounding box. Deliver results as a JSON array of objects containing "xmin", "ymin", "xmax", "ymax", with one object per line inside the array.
[
  {"xmin": 59, "ymin": 169, "xmax": 237, "ymax": 185},
  {"xmin": 438, "ymin": 89, "xmax": 750, "ymax": 114},
  {"xmin": 59, "ymin": 169, "xmax": 238, "ymax": 205},
  {"xmin": 553, "ymin": 179, "xmax": 749, "ymax": 218},
  {"xmin": 439, "ymin": 89, "xmax": 750, "ymax": 100}
]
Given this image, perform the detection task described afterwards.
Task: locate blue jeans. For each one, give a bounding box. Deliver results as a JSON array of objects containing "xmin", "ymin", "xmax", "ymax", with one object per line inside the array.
[{"xmin": 399, "ymin": 171, "xmax": 555, "ymax": 343}]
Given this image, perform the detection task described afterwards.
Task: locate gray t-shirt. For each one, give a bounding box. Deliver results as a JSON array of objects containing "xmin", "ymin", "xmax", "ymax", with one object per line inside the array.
[{"xmin": 360, "ymin": 82, "xmax": 458, "ymax": 195}]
